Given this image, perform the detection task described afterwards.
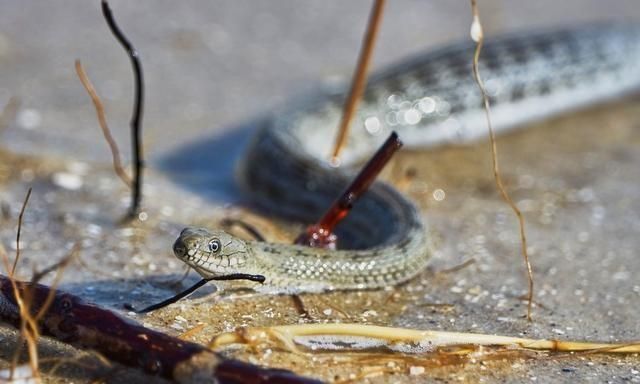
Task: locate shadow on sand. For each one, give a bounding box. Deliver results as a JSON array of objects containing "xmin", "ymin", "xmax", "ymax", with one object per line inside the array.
[
  {"xmin": 59, "ymin": 274, "xmax": 218, "ymax": 313},
  {"xmin": 154, "ymin": 118, "xmax": 266, "ymax": 204}
]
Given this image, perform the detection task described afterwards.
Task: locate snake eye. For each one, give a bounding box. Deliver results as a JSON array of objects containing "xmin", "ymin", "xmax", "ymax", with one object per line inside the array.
[{"xmin": 208, "ymin": 239, "xmax": 221, "ymax": 253}]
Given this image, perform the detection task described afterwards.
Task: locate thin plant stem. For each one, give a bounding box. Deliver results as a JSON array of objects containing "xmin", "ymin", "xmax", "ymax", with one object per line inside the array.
[
  {"xmin": 469, "ymin": 0, "xmax": 534, "ymax": 320},
  {"xmin": 331, "ymin": 0, "xmax": 386, "ymax": 164},
  {"xmin": 11, "ymin": 187, "xmax": 31, "ymax": 277},
  {"xmin": 75, "ymin": 60, "xmax": 132, "ymax": 188},
  {"xmin": 32, "ymin": 244, "xmax": 79, "ymax": 322},
  {"xmin": 1, "ymin": 188, "xmax": 39, "ymax": 379},
  {"xmin": 101, "ymin": 0, "xmax": 145, "ymax": 219}
]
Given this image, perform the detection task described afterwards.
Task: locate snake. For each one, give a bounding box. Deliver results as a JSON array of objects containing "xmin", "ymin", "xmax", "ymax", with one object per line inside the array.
[{"xmin": 172, "ymin": 24, "xmax": 640, "ymax": 294}]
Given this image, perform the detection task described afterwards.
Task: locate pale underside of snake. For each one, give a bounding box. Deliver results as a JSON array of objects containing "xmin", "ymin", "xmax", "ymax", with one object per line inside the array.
[{"xmin": 171, "ymin": 24, "xmax": 640, "ymax": 294}]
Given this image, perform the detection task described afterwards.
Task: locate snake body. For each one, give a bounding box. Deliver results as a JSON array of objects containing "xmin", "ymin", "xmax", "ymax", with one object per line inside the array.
[{"xmin": 173, "ymin": 24, "xmax": 640, "ymax": 294}]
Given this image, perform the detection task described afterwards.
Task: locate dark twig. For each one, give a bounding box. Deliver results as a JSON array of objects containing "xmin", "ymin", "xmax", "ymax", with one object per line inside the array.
[
  {"xmin": 11, "ymin": 187, "xmax": 31, "ymax": 277},
  {"xmin": 126, "ymin": 279, "xmax": 210, "ymax": 314},
  {"xmin": 220, "ymin": 218, "xmax": 267, "ymax": 242},
  {"xmin": 436, "ymin": 258, "xmax": 476, "ymax": 275},
  {"xmin": 101, "ymin": 0, "xmax": 144, "ymax": 219},
  {"xmin": 128, "ymin": 274, "xmax": 265, "ymax": 314},
  {"xmin": 330, "ymin": 0, "xmax": 386, "ymax": 164},
  {"xmin": 296, "ymin": 131, "xmax": 402, "ymax": 248},
  {"xmin": 0, "ymin": 277, "xmax": 321, "ymax": 383},
  {"xmin": 290, "ymin": 294, "xmax": 312, "ymax": 319},
  {"xmin": 207, "ymin": 273, "xmax": 266, "ymax": 283},
  {"xmin": 30, "ymin": 245, "xmax": 78, "ymax": 286}
]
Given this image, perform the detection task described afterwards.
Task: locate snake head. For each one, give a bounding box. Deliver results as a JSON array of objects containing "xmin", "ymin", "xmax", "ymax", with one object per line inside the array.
[{"xmin": 173, "ymin": 227, "xmax": 250, "ymax": 278}]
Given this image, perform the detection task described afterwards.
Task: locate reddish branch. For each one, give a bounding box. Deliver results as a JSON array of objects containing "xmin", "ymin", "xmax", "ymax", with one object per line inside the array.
[
  {"xmin": 0, "ymin": 275, "xmax": 322, "ymax": 384},
  {"xmin": 295, "ymin": 131, "xmax": 402, "ymax": 248}
]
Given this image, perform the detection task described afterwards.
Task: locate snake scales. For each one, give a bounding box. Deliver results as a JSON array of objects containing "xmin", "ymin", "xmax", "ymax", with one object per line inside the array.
[{"xmin": 172, "ymin": 24, "xmax": 640, "ymax": 294}]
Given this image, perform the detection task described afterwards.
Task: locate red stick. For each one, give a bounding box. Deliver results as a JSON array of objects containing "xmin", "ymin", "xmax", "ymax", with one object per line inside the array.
[{"xmin": 296, "ymin": 132, "xmax": 402, "ymax": 248}]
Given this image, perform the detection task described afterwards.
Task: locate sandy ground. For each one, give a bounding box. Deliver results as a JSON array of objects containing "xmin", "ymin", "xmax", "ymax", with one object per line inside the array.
[{"xmin": 1, "ymin": 1, "xmax": 640, "ymax": 383}]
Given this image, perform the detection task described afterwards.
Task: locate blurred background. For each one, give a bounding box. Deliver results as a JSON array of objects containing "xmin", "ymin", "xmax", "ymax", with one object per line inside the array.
[{"xmin": 1, "ymin": 0, "xmax": 640, "ymax": 164}]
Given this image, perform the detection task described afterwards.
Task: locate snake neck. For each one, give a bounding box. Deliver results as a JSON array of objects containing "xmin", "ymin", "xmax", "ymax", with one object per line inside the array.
[{"xmin": 248, "ymin": 226, "xmax": 429, "ymax": 294}]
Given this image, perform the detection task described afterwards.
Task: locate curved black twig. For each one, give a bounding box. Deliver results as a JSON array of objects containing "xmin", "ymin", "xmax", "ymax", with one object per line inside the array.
[
  {"xmin": 101, "ymin": 0, "xmax": 144, "ymax": 219},
  {"xmin": 127, "ymin": 279, "xmax": 209, "ymax": 314},
  {"xmin": 209, "ymin": 273, "xmax": 266, "ymax": 283},
  {"xmin": 220, "ymin": 218, "xmax": 267, "ymax": 242},
  {"xmin": 128, "ymin": 273, "xmax": 266, "ymax": 314}
]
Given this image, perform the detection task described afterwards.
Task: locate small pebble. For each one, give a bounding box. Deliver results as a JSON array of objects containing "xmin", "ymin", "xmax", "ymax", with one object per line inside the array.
[
  {"xmin": 409, "ymin": 366, "xmax": 425, "ymax": 375},
  {"xmin": 161, "ymin": 206, "xmax": 174, "ymax": 216},
  {"xmin": 52, "ymin": 172, "xmax": 83, "ymax": 190},
  {"xmin": 68, "ymin": 161, "xmax": 90, "ymax": 175},
  {"xmin": 362, "ymin": 310, "xmax": 377, "ymax": 317},
  {"xmin": 450, "ymin": 286, "xmax": 464, "ymax": 293},
  {"xmin": 86, "ymin": 224, "xmax": 102, "ymax": 236},
  {"xmin": 170, "ymin": 322, "xmax": 185, "ymax": 331}
]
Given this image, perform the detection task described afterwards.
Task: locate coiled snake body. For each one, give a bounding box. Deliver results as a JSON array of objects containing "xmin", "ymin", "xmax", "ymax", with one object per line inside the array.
[{"xmin": 172, "ymin": 24, "xmax": 640, "ymax": 294}]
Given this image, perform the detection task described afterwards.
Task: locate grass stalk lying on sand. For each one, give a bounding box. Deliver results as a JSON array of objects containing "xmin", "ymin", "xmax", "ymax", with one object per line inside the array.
[{"xmin": 210, "ymin": 323, "xmax": 640, "ymax": 354}]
